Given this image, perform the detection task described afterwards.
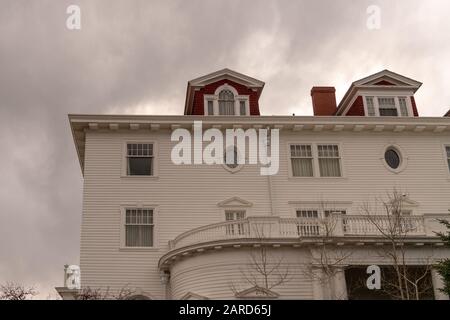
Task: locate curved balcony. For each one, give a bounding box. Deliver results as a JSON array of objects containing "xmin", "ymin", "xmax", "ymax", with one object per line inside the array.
[{"xmin": 159, "ymin": 215, "xmax": 445, "ymax": 269}]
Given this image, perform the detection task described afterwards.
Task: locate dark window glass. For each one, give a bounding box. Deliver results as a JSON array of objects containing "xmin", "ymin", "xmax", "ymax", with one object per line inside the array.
[
  {"xmin": 207, "ymin": 100, "xmax": 214, "ymax": 115},
  {"xmin": 127, "ymin": 143, "xmax": 153, "ymax": 176},
  {"xmin": 128, "ymin": 157, "xmax": 152, "ymax": 175},
  {"xmin": 239, "ymin": 101, "xmax": 246, "ymax": 115},
  {"xmin": 385, "ymin": 149, "xmax": 400, "ymax": 169},
  {"xmin": 379, "ymin": 108, "xmax": 398, "ymax": 116}
]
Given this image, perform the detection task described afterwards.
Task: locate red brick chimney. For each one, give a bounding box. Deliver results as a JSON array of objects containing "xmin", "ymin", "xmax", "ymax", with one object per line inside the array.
[{"xmin": 311, "ymin": 87, "xmax": 337, "ymax": 116}]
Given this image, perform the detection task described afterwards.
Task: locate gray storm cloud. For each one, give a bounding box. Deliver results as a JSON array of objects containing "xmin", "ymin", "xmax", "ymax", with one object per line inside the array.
[{"xmin": 0, "ymin": 0, "xmax": 449, "ymax": 298}]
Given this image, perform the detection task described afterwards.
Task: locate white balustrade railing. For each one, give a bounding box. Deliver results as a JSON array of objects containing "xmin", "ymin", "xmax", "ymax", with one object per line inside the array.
[
  {"xmin": 169, "ymin": 215, "xmax": 430, "ymax": 250},
  {"xmin": 343, "ymin": 215, "xmax": 426, "ymax": 236}
]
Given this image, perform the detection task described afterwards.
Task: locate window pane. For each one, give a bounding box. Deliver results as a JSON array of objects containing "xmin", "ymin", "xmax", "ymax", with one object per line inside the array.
[
  {"xmin": 296, "ymin": 210, "xmax": 319, "ymax": 235},
  {"xmin": 378, "ymin": 97, "xmax": 396, "ymax": 108},
  {"xmin": 127, "ymin": 157, "xmax": 153, "ymax": 175},
  {"xmin": 366, "ymin": 97, "xmax": 375, "ymax": 116},
  {"xmin": 219, "ymin": 90, "xmax": 234, "ymax": 100},
  {"xmin": 125, "ymin": 209, "xmax": 153, "ymax": 247},
  {"xmin": 219, "ymin": 101, "xmax": 235, "ymax": 115},
  {"xmin": 126, "ymin": 225, "xmax": 153, "ymax": 247},
  {"xmin": 291, "ymin": 158, "xmax": 313, "ymax": 177},
  {"xmin": 324, "ymin": 210, "xmax": 346, "ymax": 217},
  {"xmin": 399, "ymin": 97, "xmax": 408, "ymax": 116},
  {"xmin": 296, "ymin": 210, "xmax": 319, "ymax": 218},
  {"xmin": 384, "ymin": 149, "xmax": 400, "ymax": 169},
  {"xmin": 319, "ymin": 158, "xmax": 341, "ymax": 177},
  {"xmin": 317, "ymin": 145, "xmax": 341, "ymax": 177},
  {"xmin": 239, "ymin": 101, "xmax": 246, "ymax": 115},
  {"xmin": 218, "ymin": 90, "xmax": 235, "ymax": 115},
  {"xmin": 127, "ymin": 143, "xmax": 153, "ymax": 156},
  {"xmin": 207, "ymin": 100, "xmax": 214, "ymax": 115},
  {"xmin": 291, "ymin": 145, "xmax": 312, "ymax": 157},
  {"xmin": 225, "ymin": 211, "xmax": 246, "ymax": 235},
  {"xmin": 225, "ymin": 210, "xmax": 246, "ymax": 220},
  {"xmin": 379, "ymin": 108, "xmax": 398, "ymax": 116},
  {"xmin": 447, "ymin": 147, "xmax": 450, "ymax": 172},
  {"xmin": 378, "ymin": 97, "xmax": 397, "ymax": 116}
]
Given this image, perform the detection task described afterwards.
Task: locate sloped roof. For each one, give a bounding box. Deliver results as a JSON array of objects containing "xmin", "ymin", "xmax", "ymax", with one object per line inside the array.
[
  {"xmin": 336, "ymin": 70, "xmax": 423, "ymax": 115},
  {"xmin": 184, "ymin": 68, "xmax": 265, "ymax": 115},
  {"xmin": 235, "ymin": 286, "xmax": 279, "ymax": 298}
]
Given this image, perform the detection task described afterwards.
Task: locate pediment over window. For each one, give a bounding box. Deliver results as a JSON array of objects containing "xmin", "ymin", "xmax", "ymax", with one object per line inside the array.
[
  {"xmin": 184, "ymin": 68, "xmax": 264, "ymax": 116},
  {"xmin": 398, "ymin": 197, "xmax": 420, "ymax": 208},
  {"xmin": 188, "ymin": 68, "xmax": 265, "ymax": 89},
  {"xmin": 180, "ymin": 292, "xmax": 209, "ymax": 300},
  {"xmin": 235, "ymin": 286, "xmax": 279, "ymax": 299},
  {"xmin": 353, "ymin": 70, "xmax": 422, "ymax": 88},
  {"xmin": 337, "ymin": 70, "xmax": 422, "ymax": 116},
  {"xmin": 217, "ymin": 197, "xmax": 253, "ymax": 208}
]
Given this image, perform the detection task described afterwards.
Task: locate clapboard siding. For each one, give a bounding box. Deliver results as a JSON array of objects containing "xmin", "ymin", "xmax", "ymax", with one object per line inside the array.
[
  {"xmin": 79, "ymin": 128, "xmax": 450, "ymax": 298},
  {"xmin": 170, "ymin": 249, "xmax": 313, "ymax": 299}
]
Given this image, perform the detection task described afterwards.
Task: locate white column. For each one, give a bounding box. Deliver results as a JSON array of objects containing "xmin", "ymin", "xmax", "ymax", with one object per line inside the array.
[
  {"xmin": 431, "ymin": 268, "xmax": 449, "ymax": 300},
  {"xmin": 312, "ymin": 268, "xmax": 324, "ymax": 300},
  {"xmin": 333, "ymin": 268, "xmax": 348, "ymax": 300}
]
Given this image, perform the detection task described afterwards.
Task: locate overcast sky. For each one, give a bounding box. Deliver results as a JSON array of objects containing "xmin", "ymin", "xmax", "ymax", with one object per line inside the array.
[{"xmin": 0, "ymin": 0, "xmax": 449, "ymax": 299}]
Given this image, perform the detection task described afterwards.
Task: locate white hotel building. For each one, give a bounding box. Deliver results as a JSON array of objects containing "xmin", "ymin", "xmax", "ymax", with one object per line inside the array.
[{"xmin": 62, "ymin": 69, "xmax": 450, "ymax": 300}]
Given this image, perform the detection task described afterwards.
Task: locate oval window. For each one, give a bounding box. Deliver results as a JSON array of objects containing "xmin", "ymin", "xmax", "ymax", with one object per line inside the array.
[{"xmin": 384, "ymin": 148, "xmax": 401, "ymax": 169}]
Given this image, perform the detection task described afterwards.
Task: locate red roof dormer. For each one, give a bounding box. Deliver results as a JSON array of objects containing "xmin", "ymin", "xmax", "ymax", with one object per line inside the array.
[
  {"xmin": 335, "ymin": 70, "xmax": 422, "ymax": 117},
  {"xmin": 184, "ymin": 68, "xmax": 265, "ymax": 116}
]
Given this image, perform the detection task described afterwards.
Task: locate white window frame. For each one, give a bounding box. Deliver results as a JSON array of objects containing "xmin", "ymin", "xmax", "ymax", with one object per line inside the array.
[
  {"xmin": 380, "ymin": 143, "xmax": 408, "ymax": 174},
  {"xmin": 225, "ymin": 209, "xmax": 247, "ymax": 235},
  {"xmin": 203, "ymin": 84, "xmax": 250, "ymax": 116},
  {"xmin": 288, "ymin": 142, "xmax": 345, "ymax": 179},
  {"xmin": 294, "ymin": 207, "xmax": 348, "ymax": 235},
  {"xmin": 444, "ymin": 144, "xmax": 450, "ymax": 176},
  {"xmin": 364, "ymin": 96, "xmax": 376, "ymax": 116},
  {"xmin": 362, "ymin": 93, "xmax": 414, "ymax": 117},
  {"xmin": 289, "ymin": 144, "xmax": 314, "ymax": 177},
  {"xmin": 121, "ymin": 141, "xmax": 158, "ymax": 178},
  {"xmin": 120, "ymin": 205, "xmax": 159, "ymax": 250}
]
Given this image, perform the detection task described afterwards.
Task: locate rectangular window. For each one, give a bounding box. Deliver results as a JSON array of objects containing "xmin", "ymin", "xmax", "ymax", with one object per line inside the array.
[
  {"xmin": 290, "ymin": 145, "xmax": 313, "ymax": 177},
  {"xmin": 398, "ymin": 97, "xmax": 409, "ymax": 116},
  {"xmin": 239, "ymin": 101, "xmax": 246, "ymax": 115},
  {"xmin": 323, "ymin": 209, "xmax": 347, "ymax": 218},
  {"xmin": 296, "ymin": 210, "xmax": 319, "ymax": 235},
  {"xmin": 125, "ymin": 209, "xmax": 154, "ymax": 247},
  {"xmin": 219, "ymin": 101, "xmax": 235, "ymax": 115},
  {"xmin": 365, "ymin": 97, "xmax": 375, "ymax": 116},
  {"xmin": 207, "ymin": 100, "xmax": 214, "ymax": 115},
  {"xmin": 446, "ymin": 146, "xmax": 450, "ymax": 172},
  {"xmin": 225, "ymin": 210, "xmax": 246, "ymax": 235},
  {"xmin": 127, "ymin": 143, "xmax": 154, "ymax": 176},
  {"xmin": 378, "ymin": 97, "xmax": 398, "ymax": 116},
  {"xmin": 324, "ymin": 210, "xmax": 347, "ymax": 232},
  {"xmin": 317, "ymin": 144, "xmax": 341, "ymax": 177}
]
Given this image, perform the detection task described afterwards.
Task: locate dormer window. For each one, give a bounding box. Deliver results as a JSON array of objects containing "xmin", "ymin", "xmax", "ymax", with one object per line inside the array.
[
  {"xmin": 218, "ymin": 90, "xmax": 235, "ymax": 115},
  {"xmin": 335, "ymin": 70, "xmax": 421, "ymax": 117},
  {"xmin": 364, "ymin": 96, "xmax": 412, "ymax": 117},
  {"xmin": 378, "ymin": 97, "xmax": 397, "ymax": 116},
  {"xmin": 203, "ymin": 84, "xmax": 250, "ymax": 116}
]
